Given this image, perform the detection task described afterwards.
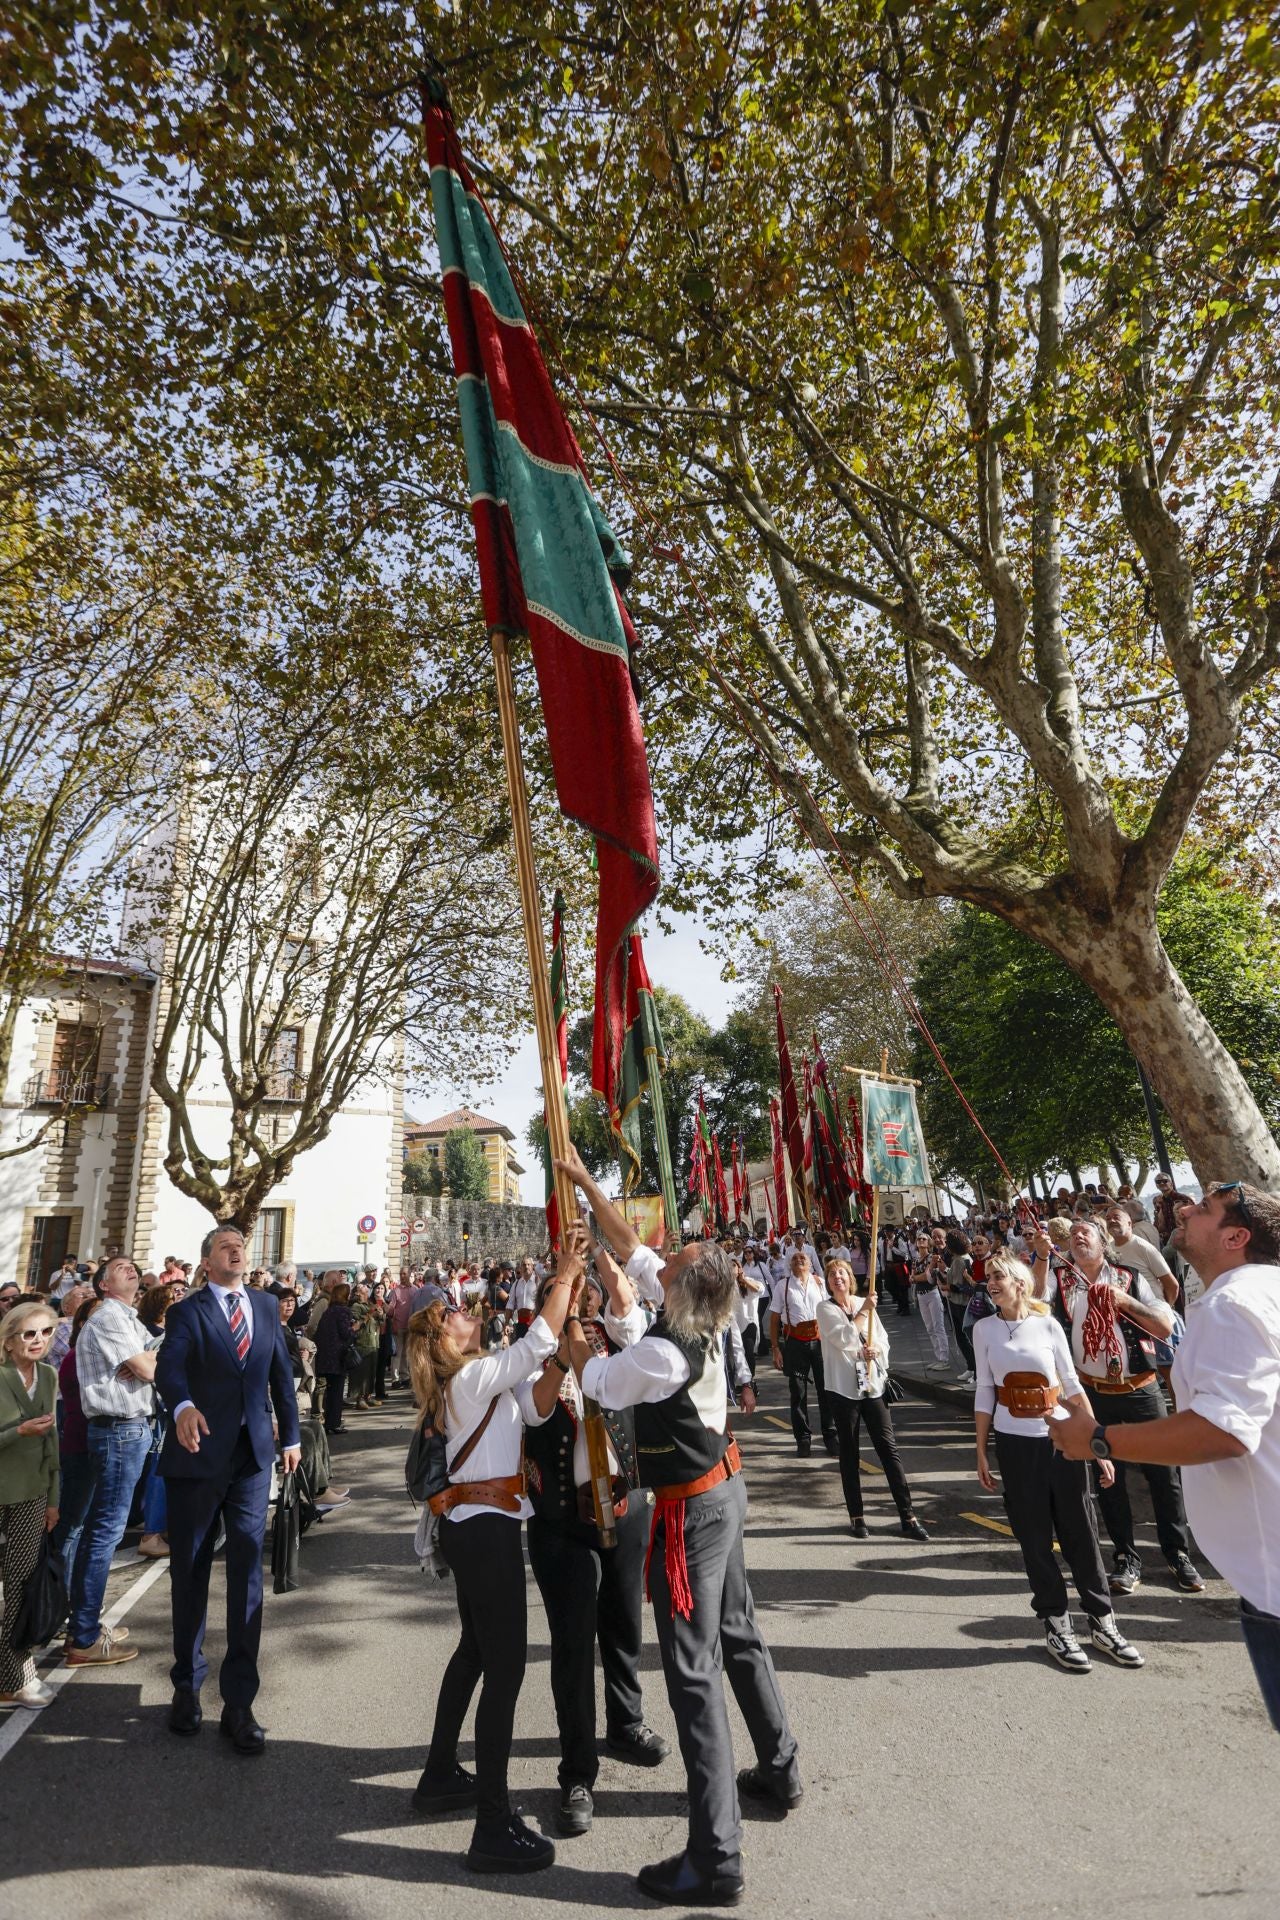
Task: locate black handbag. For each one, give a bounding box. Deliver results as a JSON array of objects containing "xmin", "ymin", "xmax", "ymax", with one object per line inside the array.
[
  {"xmin": 272, "ymin": 1470, "xmax": 302, "ymax": 1594},
  {"xmin": 882, "ymin": 1373, "xmax": 906, "ymax": 1405},
  {"xmin": 12, "ymin": 1526, "xmax": 68, "ymax": 1652}
]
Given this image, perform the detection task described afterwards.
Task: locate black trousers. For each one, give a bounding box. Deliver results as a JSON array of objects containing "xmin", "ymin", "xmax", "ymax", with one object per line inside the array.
[
  {"xmin": 426, "ymin": 1514, "xmax": 527, "ymax": 1827},
  {"xmin": 885, "ymin": 1271, "xmax": 912, "ymax": 1316},
  {"xmin": 527, "ymin": 1500, "xmax": 648, "ymax": 1789},
  {"xmin": 827, "ymin": 1391, "xmax": 914, "ymax": 1521},
  {"xmin": 781, "ymin": 1336, "xmax": 834, "ymax": 1447},
  {"xmin": 741, "ymin": 1323, "xmax": 758, "ymax": 1381},
  {"xmin": 323, "ymin": 1373, "xmax": 345, "ymax": 1433},
  {"xmin": 1083, "ymin": 1382, "xmax": 1191, "ymax": 1563},
  {"xmin": 993, "ymin": 1429, "xmax": 1111, "ymax": 1621}
]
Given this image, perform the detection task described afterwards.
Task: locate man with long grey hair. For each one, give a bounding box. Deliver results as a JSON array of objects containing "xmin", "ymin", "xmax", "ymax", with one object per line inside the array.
[{"xmin": 557, "ymin": 1148, "xmax": 800, "ymax": 1910}]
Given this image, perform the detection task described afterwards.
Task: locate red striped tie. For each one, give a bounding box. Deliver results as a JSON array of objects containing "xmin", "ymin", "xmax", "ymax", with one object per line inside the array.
[{"xmin": 228, "ymin": 1294, "xmax": 251, "ymax": 1363}]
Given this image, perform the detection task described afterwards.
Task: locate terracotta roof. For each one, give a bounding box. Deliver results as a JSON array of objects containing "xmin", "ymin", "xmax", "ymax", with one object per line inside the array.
[{"xmin": 405, "ymin": 1105, "xmax": 514, "ymax": 1142}]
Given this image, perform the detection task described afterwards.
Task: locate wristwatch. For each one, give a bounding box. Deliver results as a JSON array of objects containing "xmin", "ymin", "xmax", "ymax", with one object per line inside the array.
[{"xmin": 1089, "ymin": 1426, "xmax": 1113, "ymax": 1461}]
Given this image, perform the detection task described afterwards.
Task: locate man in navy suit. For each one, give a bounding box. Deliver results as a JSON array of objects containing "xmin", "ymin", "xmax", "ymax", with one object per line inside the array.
[{"xmin": 158, "ymin": 1224, "xmax": 300, "ymax": 1753}]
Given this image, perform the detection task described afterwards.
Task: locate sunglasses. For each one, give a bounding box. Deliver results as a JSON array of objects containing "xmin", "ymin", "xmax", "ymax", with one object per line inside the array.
[
  {"xmin": 19, "ymin": 1327, "xmax": 54, "ymax": 1341},
  {"xmin": 1217, "ymin": 1180, "xmax": 1253, "ymax": 1228}
]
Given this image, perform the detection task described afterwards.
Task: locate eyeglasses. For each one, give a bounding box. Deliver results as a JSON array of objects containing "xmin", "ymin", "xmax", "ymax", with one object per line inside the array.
[{"xmin": 19, "ymin": 1327, "xmax": 54, "ymax": 1341}]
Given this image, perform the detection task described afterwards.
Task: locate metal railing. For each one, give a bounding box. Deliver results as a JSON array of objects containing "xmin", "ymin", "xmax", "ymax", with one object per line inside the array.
[{"xmin": 24, "ymin": 1069, "xmax": 114, "ymax": 1110}]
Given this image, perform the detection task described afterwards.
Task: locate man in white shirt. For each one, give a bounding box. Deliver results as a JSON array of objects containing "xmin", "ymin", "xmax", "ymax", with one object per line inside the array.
[
  {"xmin": 557, "ymin": 1147, "xmax": 798, "ymax": 1908},
  {"xmin": 1030, "ymin": 1216, "xmax": 1201, "ymax": 1595},
  {"xmin": 1054, "ymin": 1180, "xmax": 1280, "ymax": 1730},
  {"xmin": 770, "ymin": 1254, "xmax": 837, "ymax": 1455}
]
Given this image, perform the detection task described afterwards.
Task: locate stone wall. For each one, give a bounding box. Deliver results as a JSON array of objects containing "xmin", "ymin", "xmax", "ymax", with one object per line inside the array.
[{"xmin": 401, "ymin": 1193, "xmax": 549, "ymax": 1265}]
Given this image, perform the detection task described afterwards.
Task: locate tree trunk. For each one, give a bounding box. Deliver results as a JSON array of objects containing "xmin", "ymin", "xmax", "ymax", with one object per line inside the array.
[{"xmin": 1052, "ymin": 911, "xmax": 1280, "ymax": 1188}]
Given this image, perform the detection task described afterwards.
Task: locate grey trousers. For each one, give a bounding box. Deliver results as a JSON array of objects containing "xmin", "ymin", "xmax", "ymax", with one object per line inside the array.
[{"xmin": 647, "ymin": 1469, "xmax": 799, "ymax": 1879}]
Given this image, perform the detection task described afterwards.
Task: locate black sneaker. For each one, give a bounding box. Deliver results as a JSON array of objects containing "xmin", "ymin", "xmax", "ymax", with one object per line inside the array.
[
  {"xmin": 412, "ymin": 1763, "xmax": 478, "ymax": 1815},
  {"xmin": 850, "ymin": 1517, "xmax": 869, "ymax": 1539},
  {"xmin": 466, "ymin": 1814, "xmax": 555, "ymax": 1875},
  {"xmin": 555, "ymin": 1783, "xmax": 593, "ymax": 1836},
  {"xmin": 637, "ymin": 1851, "xmax": 744, "ymax": 1906},
  {"xmin": 900, "ymin": 1516, "xmax": 930, "ymax": 1542},
  {"xmin": 1108, "ymin": 1553, "xmax": 1141, "ymax": 1596},
  {"xmin": 737, "ymin": 1763, "xmax": 803, "ymax": 1811},
  {"xmin": 1171, "ymin": 1552, "xmax": 1206, "ymax": 1592},
  {"xmin": 605, "ymin": 1723, "xmax": 670, "ymax": 1767},
  {"xmin": 796, "ymin": 1441, "xmax": 812, "ymax": 1458}
]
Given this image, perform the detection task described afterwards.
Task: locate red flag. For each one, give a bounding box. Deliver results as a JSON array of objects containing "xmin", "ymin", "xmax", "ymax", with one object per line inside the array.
[
  {"xmin": 773, "ymin": 985, "xmax": 806, "ymax": 1217},
  {"xmin": 711, "ymin": 1129, "xmax": 730, "ymax": 1232},
  {"xmin": 424, "ymin": 93, "xmax": 659, "ymax": 1152},
  {"xmin": 731, "ymin": 1136, "xmax": 745, "ymax": 1221},
  {"xmin": 846, "ymin": 1094, "xmax": 875, "ymax": 1220},
  {"xmin": 769, "ymin": 1096, "xmax": 790, "ymax": 1236}
]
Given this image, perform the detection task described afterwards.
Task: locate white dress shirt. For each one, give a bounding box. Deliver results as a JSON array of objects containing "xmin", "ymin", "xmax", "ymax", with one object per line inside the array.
[
  {"xmin": 582, "ymin": 1330, "xmax": 729, "ymax": 1433},
  {"xmin": 1050, "ymin": 1264, "xmax": 1166, "ymax": 1380},
  {"xmin": 509, "ymin": 1273, "xmax": 539, "ymax": 1316},
  {"xmin": 1171, "ymin": 1263, "xmax": 1280, "ymax": 1613},
  {"xmin": 817, "ymin": 1298, "xmax": 890, "ymax": 1401}
]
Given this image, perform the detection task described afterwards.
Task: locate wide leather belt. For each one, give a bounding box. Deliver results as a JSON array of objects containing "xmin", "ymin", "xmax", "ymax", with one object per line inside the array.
[
  {"xmin": 1082, "ymin": 1371, "xmax": 1156, "ymax": 1395},
  {"xmin": 516, "ymin": 1311, "xmax": 534, "ymax": 1326},
  {"xmin": 995, "ymin": 1372, "xmax": 1060, "ymax": 1419},
  {"xmin": 429, "ymin": 1472, "xmax": 526, "ymax": 1515},
  {"xmin": 651, "ymin": 1439, "xmax": 742, "ymax": 1504},
  {"xmin": 785, "ymin": 1321, "xmax": 820, "ymax": 1343}
]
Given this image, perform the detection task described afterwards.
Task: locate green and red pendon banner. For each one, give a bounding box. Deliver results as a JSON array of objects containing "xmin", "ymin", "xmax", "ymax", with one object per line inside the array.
[
  {"xmin": 425, "ymin": 91, "xmax": 659, "ymax": 1128},
  {"xmin": 809, "ymin": 1034, "xmax": 855, "ymax": 1229},
  {"xmin": 769, "ymin": 1095, "xmax": 790, "ymax": 1236},
  {"xmin": 773, "ymin": 985, "xmax": 807, "ymax": 1217},
  {"xmin": 542, "ymin": 888, "xmax": 570, "ymax": 1248}
]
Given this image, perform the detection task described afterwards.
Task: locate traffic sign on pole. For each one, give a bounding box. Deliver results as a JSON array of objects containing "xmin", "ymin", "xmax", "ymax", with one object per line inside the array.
[{"xmin": 358, "ymin": 1214, "xmax": 378, "ymax": 1235}]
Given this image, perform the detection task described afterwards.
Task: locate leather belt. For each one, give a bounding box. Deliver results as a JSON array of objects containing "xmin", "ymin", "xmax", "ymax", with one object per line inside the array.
[
  {"xmin": 429, "ymin": 1472, "xmax": 526, "ymax": 1515},
  {"xmin": 651, "ymin": 1439, "xmax": 742, "ymax": 1504},
  {"xmin": 516, "ymin": 1311, "xmax": 534, "ymax": 1326},
  {"xmin": 995, "ymin": 1372, "xmax": 1060, "ymax": 1418},
  {"xmin": 1082, "ymin": 1371, "xmax": 1156, "ymax": 1395},
  {"xmin": 784, "ymin": 1321, "xmax": 820, "ymax": 1343}
]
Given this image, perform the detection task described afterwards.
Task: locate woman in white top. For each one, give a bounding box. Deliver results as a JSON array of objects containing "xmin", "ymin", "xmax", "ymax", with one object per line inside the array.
[
  {"xmin": 817, "ymin": 1262, "xmax": 928, "ymax": 1541},
  {"xmin": 973, "ymin": 1253, "xmax": 1143, "ymax": 1675},
  {"xmin": 406, "ymin": 1234, "xmax": 585, "ymax": 1875}
]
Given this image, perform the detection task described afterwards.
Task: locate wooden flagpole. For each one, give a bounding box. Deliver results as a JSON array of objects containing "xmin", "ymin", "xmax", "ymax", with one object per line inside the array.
[{"xmin": 490, "ymin": 631, "xmax": 617, "ymax": 1546}]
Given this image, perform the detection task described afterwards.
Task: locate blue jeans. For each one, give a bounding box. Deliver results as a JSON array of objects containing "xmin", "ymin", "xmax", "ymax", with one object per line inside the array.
[
  {"xmin": 50, "ymin": 1451, "xmax": 95, "ymax": 1586},
  {"xmin": 1241, "ymin": 1599, "xmax": 1280, "ymax": 1733},
  {"xmin": 68, "ymin": 1419, "xmax": 151, "ymax": 1647}
]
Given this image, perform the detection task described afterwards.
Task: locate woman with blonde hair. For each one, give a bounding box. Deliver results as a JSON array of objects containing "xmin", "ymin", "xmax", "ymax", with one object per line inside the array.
[
  {"xmin": 0, "ymin": 1300, "xmax": 61, "ymax": 1707},
  {"xmin": 818, "ymin": 1261, "xmax": 929, "ymax": 1541},
  {"xmin": 407, "ymin": 1230, "xmax": 586, "ymax": 1876},
  {"xmin": 973, "ymin": 1252, "xmax": 1142, "ymax": 1675}
]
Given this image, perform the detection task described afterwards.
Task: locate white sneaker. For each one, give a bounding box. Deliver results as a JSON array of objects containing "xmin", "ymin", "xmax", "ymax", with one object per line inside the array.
[
  {"xmin": 1, "ymin": 1679, "xmax": 55, "ymax": 1709},
  {"xmin": 1045, "ymin": 1612, "xmax": 1091, "ymax": 1673},
  {"xmin": 926, "ymin": 1362, "xmax": 950, "ymax": 1372},
  {"xmin": 1089, "ymin": 1613, "xmax": 1145, "ymax": 1668}
]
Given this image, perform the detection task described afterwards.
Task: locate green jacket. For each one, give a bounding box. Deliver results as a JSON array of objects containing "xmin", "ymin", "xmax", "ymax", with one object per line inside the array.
[{"xmin": 0, "ymin": 1360, "xmax": 60, "ymax": 1508}]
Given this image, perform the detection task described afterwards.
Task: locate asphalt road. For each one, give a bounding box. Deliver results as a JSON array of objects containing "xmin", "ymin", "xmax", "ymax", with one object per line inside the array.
[{"xmin": 1, "ymin": 1369, "xmax": 1274, "ymax": 1920}]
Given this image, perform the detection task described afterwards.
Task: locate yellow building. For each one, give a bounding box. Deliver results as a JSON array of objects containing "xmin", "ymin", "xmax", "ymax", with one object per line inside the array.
[{"xmin": 404, "ymin": 1106, "xmax": 524, "ymax": 1205}]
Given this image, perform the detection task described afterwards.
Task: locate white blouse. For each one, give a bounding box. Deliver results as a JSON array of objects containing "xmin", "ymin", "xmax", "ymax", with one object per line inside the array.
[
  {"xmin": 442, "ymin": 1318, "xmax": 555, "ymax": 1522},
  {"xmin": 817, "ymin": 1298, "xmax": 890, "ymax": 1400}
]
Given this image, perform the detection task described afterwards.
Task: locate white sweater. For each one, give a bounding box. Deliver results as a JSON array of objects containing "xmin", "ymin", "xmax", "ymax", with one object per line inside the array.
[{"xmin": 973, "ymin": 1312, "xmax": 1084, "ymax": 1437}]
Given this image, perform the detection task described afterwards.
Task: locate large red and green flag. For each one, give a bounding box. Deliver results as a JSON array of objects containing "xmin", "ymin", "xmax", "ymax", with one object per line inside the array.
[
  {"xmin": 614, "ymin": 932, "xmax": 680, "ymax": 1239},
  {"xmin": 773, "ymin": 985, "xmax": 807, "ymax": 1219},
  {"xmin": 424, "ymin": 91, "xmax": 659, "ymax": 1129},
  {"xmin": 541, "ymin": 888, "xmax": 570, "ymax": 1248},
  {"xmin": 691, "ymin": 1087, "xmax": 717, "ymax": 1233},
  {"xmin": 845, "ymin": 1094, "xmax": 875, "ymax": 1221},
  {"xmin": 769, "ymin": 1095, "xmax": 790, "ymax": 1236}
]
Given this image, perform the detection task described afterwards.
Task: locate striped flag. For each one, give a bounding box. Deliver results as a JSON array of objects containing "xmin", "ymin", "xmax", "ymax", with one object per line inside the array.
[{"xmin": 425, "ymin": 91, "xmax": 659, "ymax": 1129}]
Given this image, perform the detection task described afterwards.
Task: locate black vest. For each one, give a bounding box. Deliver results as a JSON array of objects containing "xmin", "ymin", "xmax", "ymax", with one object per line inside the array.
[
  {"xmin": 524, "ymin": 1326, "xmax": 637, "ymax": 1526},
  {"xmin": 633, "ymin": 1324, "xmax": 732, "ymax": 1489}
]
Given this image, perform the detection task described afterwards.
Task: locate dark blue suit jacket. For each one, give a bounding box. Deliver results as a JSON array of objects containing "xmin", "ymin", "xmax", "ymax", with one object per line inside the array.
[{"xmin": 157, "ymin": 1285, "xmax": 300, "ymax": 1481}]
